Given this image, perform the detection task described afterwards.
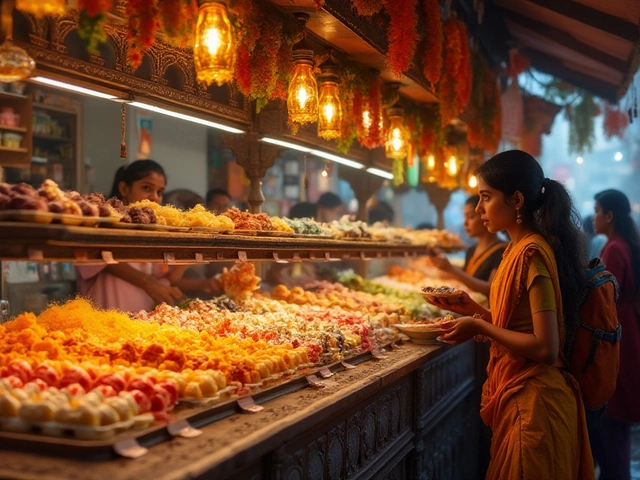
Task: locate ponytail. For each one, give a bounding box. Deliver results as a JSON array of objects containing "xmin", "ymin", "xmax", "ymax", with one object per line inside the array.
[
  {"xmin": 535, "ymin": 179, "xmax": 588, "ymax": 339},
  {"xmin": 108, "ymin": 160, "xmax": 166, "ymax": 200}
]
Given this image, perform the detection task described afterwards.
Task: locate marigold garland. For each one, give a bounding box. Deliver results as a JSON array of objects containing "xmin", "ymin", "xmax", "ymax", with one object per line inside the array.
[
  {"xmin": 422, "ymin": 0, "xmax": 443, "ymax": 89},
  {"xmin": 158, "ymin": 0, "xmax": 197, "ymax": 48},
  {"xmin": 336, "ymin": 67, "xmax": 360, "ymax": 153},
  {"xmin": 439, "ymin": 17, "xmax": 462, "ymax": 126},
  {"xmin": 77, "ymin": 0, "xmax": 114, "ymax": 55},
  {"xmin": 455, "ymin": 19, "xmax": 472, "ymax": 113},
  {"xmin": 466, "ymin": 52, "xmax": 500, "ymax": 153},
  {"xmin": 357, "ymin": 77, "xmax": 384, "ymax": 149},
  {"xmin": 126, "ymin": 0, "xmax": 159, "ymax": 69},
  {"xmin": 384, "ymin": 0, "xmax": 419, "ymax": 77},
  {"xmin": 353, "ymin": 0, "xmax": 384, "ymax": 16}
]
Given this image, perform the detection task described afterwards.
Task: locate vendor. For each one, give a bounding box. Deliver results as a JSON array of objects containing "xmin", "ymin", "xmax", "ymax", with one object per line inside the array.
[
  {"xmin": 76, "ymin": 160, "xmax": 184, "ymax": 312},
  {"xmin": 429, "ymin": 195, "xmax": 506, "ymax": 296}
]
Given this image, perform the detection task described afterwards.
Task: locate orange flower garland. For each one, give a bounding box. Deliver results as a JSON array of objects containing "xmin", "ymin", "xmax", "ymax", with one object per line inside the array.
[
  {"xmin": 385, "ymin": 0, "xmax": 419, "ymax": 77},
  {"xmin": 422, "ymin": 0, "xmax": 443, "ymax": 89},
  {"xmin": 357, "ymin": 77, "xmax": 384, "ymax": 149},
  {"xmin": 126, "ymin": 0, "xmax": 159, "ymax": 69},
  {"xmin": 157, "ymin": 0, "xmax": 198, "ymax": 48},
  {"xmin": 439, "ymin": 17, "xmax": 462, "ymax": 126},
  {"xmin": 455, "ymin": 19, "xmax": 472, "ymax": 113},
  {"xmin": 353, "ymin": 0, "xmax": 384, "ymax": 16}
]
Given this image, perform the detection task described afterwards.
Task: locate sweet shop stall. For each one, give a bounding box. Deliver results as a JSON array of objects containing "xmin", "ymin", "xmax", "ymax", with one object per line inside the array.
[{"xmin": 1, "ymin": 0, "xmax": 638, "ymax": 479}]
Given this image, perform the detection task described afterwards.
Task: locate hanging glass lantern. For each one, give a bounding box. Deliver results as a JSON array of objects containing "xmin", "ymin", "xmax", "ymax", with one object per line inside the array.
[
  {"xmin": 385, "ymin": 105, "xmax": 409, "ymax": 160},
  {"xmin": 445, "ymin": 154, "xmax": 459, "ymax": 177},
  {"xmin": 194, "ymin": 1, "xmax": 236, "ymax": 86},
  {"xmin": 0, "ymin": 0, "xmax": 35, "ymax": 83},
  {"xmin": 287, "ymin": 13, "xmax": 318, "ymax": 125},
  {"xmin": 420, "ymin": 153, "xmax": 438, "ymax": 183},
  {"xmin": 317, "ymin": 55, "xmax": 342, "ymax": 140}
]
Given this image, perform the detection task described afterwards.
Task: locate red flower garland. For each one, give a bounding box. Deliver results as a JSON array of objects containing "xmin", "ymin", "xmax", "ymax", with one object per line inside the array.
[
  {"xmin": 79, "ymin": 0, "xmax": 112, "ymax": 18},
  {"xmin": 126, "ymin": 0, "xmax": 159, "ymax": 69},
  {"xmin": 422, "ymin": 0, "xmax": 442, "ymax": 89},
  {"xmin": 455, "ymin": 20, "xmax": 472, "ymax": 113},
  {"xmin": 235, "ymin": 42, "xmax": 252, "ymax": 95},
  {"xmin": 353, "ymin": 0, "xmax": 383, "ymax": 16},
  {"xmin": 385, "ymin": 0, "xmax": 419, "ymax": 77},
  {"xmin": 603, "ymin": 103, "xmax": 629, "ymax": 140},
  {"xmin": 357, "ymin": 78, "xmax": 384, "ymax": 149},
  {"xmin": 158, "ymin": 0, "xmax": 197, "ymax": 48},
  {"xmin": 439, "ymin": 18, "xmax": 462, "ymax": 126}
]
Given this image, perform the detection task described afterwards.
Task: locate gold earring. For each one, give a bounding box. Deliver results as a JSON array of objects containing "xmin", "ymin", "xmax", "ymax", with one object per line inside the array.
[{"xmin": 516, "ymin": 209, "xmax": 522, "ymax": 224}]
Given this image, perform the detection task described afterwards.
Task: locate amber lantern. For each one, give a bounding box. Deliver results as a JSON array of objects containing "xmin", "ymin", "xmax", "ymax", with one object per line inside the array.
[
  {"xmin": 317, "ymin": 55, "xmax": 342, "ymax": 140},
  {"xmin": 194, "ymin": 1, "xmax": 236, "ymax": 86},
  {"xmin": 287, "ymin": 14, "xmax": 318, "ymax": 125},
  {"xmin": 0, "ymin": 0, "xmax": 35, "ymax": 82},
  {"xmin": 385, "ymin": 105, "xmax": 409, "ymax": 160},
  {"xmin": 420, "ymin": 153, "xmax": 438, "ymax": 183}
]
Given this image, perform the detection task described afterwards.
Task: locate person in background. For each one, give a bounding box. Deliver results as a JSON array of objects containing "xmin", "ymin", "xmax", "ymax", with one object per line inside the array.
[
  {"xmin": 206, "ymin": 188, "xmax": 231, "ymax": 214},
  {"xmin": 165, "ymin": 189, "xmax": 224, "ymax": 299},
  {"xmin": 590, "ymin": 189, "xmax": 640, "ymax": 480},
  {"xmin": 76, "ymin": 160, "xmax": 183, "ymax": 312},
  {"xmin": 415, "ymin": 222, "xmax": 435, "ymax": 230},
  {"xmin": 429, "ymin": 195, "xmax": 507, "ymax": 296},
  {"xmin": 288, "ymin": 201, "xmax": 317, "ymax": 219},
  {"xmin": 582, "ymin": 215, "xmax": 607, "ymax": 259},
  {"xmin": 316, "ymin": 192, "xmax": 344, "ymax": 223},
  {"xmin": 164, "ymin": 189, "xmax": 205, "ymax": 210},
  {"xmin": 433, "ymin": 150, "xmax": 594, "ymax": 480},
  {"xmin": 368, "ymin": 201, "xmax": 395, "ymax": 226}
]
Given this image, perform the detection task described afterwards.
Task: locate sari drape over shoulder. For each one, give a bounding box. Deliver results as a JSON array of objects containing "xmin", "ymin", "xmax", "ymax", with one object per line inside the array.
[{"xmin": 480, "ymin": 233, "xmax": 594, "ymax": 480}]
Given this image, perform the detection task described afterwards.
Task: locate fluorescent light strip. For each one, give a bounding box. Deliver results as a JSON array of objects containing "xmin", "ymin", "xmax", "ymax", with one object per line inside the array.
[
  {"xmin": 129, "ymin": 101, "xmax": 244, "ymax": 134},
  {"xmin": 31, "ymin": 76, "xmax": 118, "ymax": 100},
  {"xmin": 366, "ymin": 167, "xmax": 394, "ymax": 180},
  {"xmin": 261, "ymin": 137, "xmax": 365, "ymax": 170},
  {"xmin": 309, "ymin": 149, "xmax": 364, "ymax": 170},
  {"xmin": 261, "ymin": 137, "xmax": 311, "ymax": 152}
]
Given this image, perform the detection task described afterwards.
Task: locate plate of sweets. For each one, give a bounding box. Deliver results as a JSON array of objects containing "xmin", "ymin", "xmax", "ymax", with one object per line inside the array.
[
  {"xmin": 420, "ymin": 285, "xmax": 463, "ymax": 304},
  {"xmin": 392, "ymin": 315, "xmax": 454, "ymax": 344}
]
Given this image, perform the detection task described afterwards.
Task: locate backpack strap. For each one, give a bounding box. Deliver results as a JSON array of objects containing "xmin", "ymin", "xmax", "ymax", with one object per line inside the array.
[{"xmin": 579, "ymin": 323, "xmax": 622, "ymax": 374}]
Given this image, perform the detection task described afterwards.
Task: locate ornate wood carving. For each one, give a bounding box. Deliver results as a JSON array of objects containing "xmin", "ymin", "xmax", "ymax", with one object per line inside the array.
[
  {"xmin": 273, "ymin": 378, "xmax": 412, "ymax": 480},
  {"xmin": 12, "ymin": 10, "xmax": 250, "ymax": 125}
]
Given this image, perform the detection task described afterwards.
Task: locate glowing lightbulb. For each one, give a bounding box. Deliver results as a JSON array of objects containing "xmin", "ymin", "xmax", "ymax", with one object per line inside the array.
[
  {"xmin": 427, "ymin": 154, "xmax": 435, "ymax": 170},
  {"xmin": 447, "ymin": 155, "xmax": 458, "ymax": 176},
  {"xmin": 614, "ymin": 152, "xmax": 623, "ymax": 161},
  {"xmin": 576, "ymin": 156, "xmax": 584, "ymax": 164},
  {"xmin": 468, "ymin": 174, "xmax": 478, "ymax": 189},
  {"xmin": 321, "ymin": 169, "xmax": 328, "ymax": 177},
  {"xmin": 297, "ymin": 85, "xmax": 309, "ymax": 108},
  {"xmin": 203, "ymin": 27, "xmax": 222, "ymax": 56},
  {"xmin": 323, "ymin": 102, "xmax": 335, "ymax": 122},
  {"xmin": 391, "ymin": 128, "xmax": 403, "ymax": 151}
]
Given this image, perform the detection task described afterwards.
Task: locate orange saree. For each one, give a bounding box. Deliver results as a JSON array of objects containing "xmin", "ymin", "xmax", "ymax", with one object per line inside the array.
[{"xmin": 481, "ymin": 233, "xmax": 594, "ymax": 480}]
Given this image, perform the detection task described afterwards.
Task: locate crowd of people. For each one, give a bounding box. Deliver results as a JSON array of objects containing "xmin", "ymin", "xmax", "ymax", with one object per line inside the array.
[{"xmin": 75, "ymin": 152, "xmax": 640, "ymax": 480}]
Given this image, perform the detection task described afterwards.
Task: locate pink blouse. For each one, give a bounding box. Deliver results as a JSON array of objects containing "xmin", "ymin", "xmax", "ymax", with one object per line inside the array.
[{"xmin": 76, "ymin": 263, "xmax": 169, "ymax": 313}]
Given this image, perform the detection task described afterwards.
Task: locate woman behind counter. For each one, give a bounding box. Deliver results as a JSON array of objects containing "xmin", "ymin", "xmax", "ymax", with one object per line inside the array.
[
  {"xmin": 590, "ymin": 189, "xmax": 640, "ymax": 480},
  {"xmin": 430, "ymin": 195, "xmax": 507, "ymax": 296},
  {"xmin": 76, "ymin": 160, "xmax": 183, "ymax": 312},
  {"xmin": 434, "ymin": 150, "xmax": 594, "ymax": 480}
]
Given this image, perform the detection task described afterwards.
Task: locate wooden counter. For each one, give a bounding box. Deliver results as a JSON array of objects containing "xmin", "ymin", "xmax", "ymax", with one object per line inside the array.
[{"xmin": 0, "ymin": 342, "xmax": 483, "ymax": 480}]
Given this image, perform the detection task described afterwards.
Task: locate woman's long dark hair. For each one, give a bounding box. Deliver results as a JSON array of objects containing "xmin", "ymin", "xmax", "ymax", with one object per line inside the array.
[
  {"xmin": 476, "ymin": 150, "xmax": 588, "ymax": 347},
  {"xmin": 595, "ymin": 189, "xmax": 640, "ymax": 287},
  {"xmin": 109, "ymin": 160, "xmax": 166, "ymax": 200}
]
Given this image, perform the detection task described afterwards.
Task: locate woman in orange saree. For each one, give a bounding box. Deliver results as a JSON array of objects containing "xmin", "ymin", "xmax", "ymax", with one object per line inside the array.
[{"xmin": 431, "ymin": 150, "xmax": 594, "ymax": 480}]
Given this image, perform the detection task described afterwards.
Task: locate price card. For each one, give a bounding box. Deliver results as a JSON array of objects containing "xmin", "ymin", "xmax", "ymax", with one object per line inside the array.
[
  {"xmin": 167, "ymin": 419, "xmax": 202, "ymax": 438},
  {"xmin": 318, "ymin": 367, "xmax": 333, "ymax": 379},
  {"xmin": 371, "ymin": 349, "xmax": 388, "ymax": 360},
  {"xmin": 113, "ymin": 438, "xmax": 148, "ymax": 458},
  {"xmin": 306, "ymin": 375, "xmax": 326, "ymax": 388},
  {"xmin": 341, "ymin": 361, "xmax": 356, "ymax": 370},
  {"xmin": 237, "ymin": 396, "xmax": 264, "ymax": 413}
]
